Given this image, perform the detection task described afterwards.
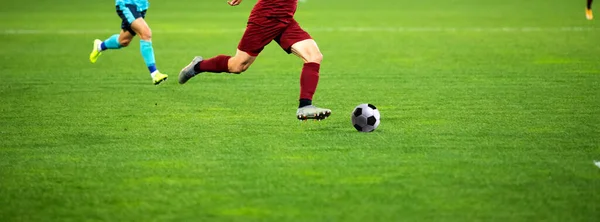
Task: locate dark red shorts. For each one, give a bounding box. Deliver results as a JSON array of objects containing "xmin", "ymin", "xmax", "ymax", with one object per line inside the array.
[{"xmin": 238, "ymin": 18, "xmax": 312, "ymax": 56}]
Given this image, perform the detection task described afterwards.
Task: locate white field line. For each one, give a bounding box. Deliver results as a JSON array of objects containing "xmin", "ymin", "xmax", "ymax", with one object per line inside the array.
[
  {"xmin": 595, "ymin": 161, "xmax": 600, "ymax": 169},
  {"xmin": 2, "ymin": 27, "xmax": 599, "ymax": 35}
]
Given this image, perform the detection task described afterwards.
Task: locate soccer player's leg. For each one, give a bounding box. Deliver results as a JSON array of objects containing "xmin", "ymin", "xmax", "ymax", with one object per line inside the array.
[
  {"xmin": 179, "ymin": 21, "xmax": 283, "ymax": 84},
  {"xmin": 90, "ymin": 8, "xmax": 136, "ymax": 64},
  {"xmin": 90, "ymin": 30, "xmax": 133, "ymax": 64},
  {"xmin": 587, "ymin": 0, "xmax": 594, "ymax": 20},
  {"xmin": 129, "ymin": 17, "xmax": 167, "ymax": 85},
  {"xmin": 178, "ymin": 50, "xmax": 257, "ymax": 84},
  {"xmin": 291, "ymin": 40, "xmax": 331, "ymax": 120},
  {"xmin": 276, "ymin": 20, "xmax": 330, "ymax": 120}
]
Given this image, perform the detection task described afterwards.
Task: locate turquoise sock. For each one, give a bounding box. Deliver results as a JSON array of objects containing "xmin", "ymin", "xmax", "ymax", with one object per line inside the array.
[
  {"xmin": 102, "ymin": 34, "xmax": 121, "ymax": 50},
  {"xmin": 140, "ymin": 40, "xmax": 157, "ymax": 73}
]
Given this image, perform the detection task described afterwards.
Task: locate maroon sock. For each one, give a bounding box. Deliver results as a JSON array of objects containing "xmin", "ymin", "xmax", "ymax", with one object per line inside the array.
[
  {"xmin": 300, "ymin": 62, "xmax": 320, "ymax": 100},
  {"xmin": 194, "ymin": 55, "xmax": 231, "ymax": 73}
]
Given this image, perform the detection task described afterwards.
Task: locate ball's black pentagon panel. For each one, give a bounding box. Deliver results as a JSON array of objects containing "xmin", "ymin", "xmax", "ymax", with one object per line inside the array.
[
  {"xmin": 367, "ymin": 116, "xmax": 377, "ymax": 126},
  {"xmin": 353, "ymin": 108, "xmax": 362, "ymax": 117},
  {"xmin": 353, "ymin": 124, "xmax": 362, "ymax": 131},
  {"xmin": 367, "ymin": 104, "xmax": 377, "ymax": 110}
]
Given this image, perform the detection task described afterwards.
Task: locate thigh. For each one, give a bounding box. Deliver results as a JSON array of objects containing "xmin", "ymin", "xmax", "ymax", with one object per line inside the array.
[
  {"xmin": 129, "ymin": 18, "xmax": 151, "ymax": 37},
  {"xmin": 237, "ymin": 19, "xmax": 287, "ymax": 56},
  {"xmin": 116, "ymin": 4, "xmax": 144, "ymax": 35},
  {"xmin": 275, "ymin": 19, "xmax": 313, "ymax": 54}
]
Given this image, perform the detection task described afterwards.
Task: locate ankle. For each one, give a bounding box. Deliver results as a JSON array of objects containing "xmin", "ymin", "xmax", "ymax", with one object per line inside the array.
[{"xmin": 299, "ymin": 99, "xmax": 312, "ymax": 108}]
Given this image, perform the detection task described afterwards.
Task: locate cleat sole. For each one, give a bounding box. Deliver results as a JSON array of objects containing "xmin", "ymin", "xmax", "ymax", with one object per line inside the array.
[
  {"xmin": 297, "ymin": 111, "xmax": 331, "ymax": 121},
  {"xmin": 154, "ymin": 77, "xmax": 168, "ymax": 85}
]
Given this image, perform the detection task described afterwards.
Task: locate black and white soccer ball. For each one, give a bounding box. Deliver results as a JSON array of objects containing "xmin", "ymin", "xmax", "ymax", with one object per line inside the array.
[{"xmin": 351, "ymin": 104, "xmax": 381, "ymax": 132}]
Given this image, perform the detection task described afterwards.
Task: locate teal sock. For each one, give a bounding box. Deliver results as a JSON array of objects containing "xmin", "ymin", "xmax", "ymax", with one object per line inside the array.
[
  {"xmin": 102, "ymin": 34, "xmax": 121, "ymax": 50},
  {"xmin": 140, "ymin": 40, "xmax": 157, "ymax": 73}
]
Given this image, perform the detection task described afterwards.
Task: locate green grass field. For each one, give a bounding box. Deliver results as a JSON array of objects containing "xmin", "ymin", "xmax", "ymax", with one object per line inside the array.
[{"xmin": 1, "ymin": 0, "xmax": 599, "ymax": 221}]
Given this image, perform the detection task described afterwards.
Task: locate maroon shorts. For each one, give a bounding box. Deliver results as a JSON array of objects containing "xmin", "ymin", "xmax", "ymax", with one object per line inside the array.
[{"xmin": 238, "ymin": 18, "xmax": 312, "ymax": 56}]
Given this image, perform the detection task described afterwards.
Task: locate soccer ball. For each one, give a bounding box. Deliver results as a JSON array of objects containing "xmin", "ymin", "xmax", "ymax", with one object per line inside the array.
[{"xmin": 351, "ymin": 104, "xmax": 381, "ymax": 132}]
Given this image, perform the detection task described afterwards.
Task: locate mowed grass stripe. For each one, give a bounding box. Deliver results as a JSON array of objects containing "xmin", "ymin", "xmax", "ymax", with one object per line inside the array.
[{"xmin": 2, "ymin": 26, "xmax": 600, "ymax": 35}]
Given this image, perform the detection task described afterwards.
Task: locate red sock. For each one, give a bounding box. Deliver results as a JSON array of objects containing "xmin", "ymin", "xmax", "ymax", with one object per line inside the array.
[
  {"xmin": 300, "ymin": 62, "xmax": 320, "ymax": 100},
  {"xmin": 194, "ymin": 55, "xmax": 231, "ymax": 73}
]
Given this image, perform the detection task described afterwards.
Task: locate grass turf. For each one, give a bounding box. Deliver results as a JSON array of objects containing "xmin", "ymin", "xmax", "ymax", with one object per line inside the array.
[{"xmin": 0, "ymin": 0, "xmax": 599, "ymax": 221}]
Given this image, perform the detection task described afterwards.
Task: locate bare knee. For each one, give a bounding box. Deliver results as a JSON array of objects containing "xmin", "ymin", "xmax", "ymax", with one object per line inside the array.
[
  {"xmin": 228, "ymin": 54, "xmax": 254, "ymax": 74},
  {"xmin": 229, "ymin": 64, "xmax": 250, "ymax": 74},
  {"xmin": 119, "ymin": 38, "xmax": 132, "ymax": 47},
  {"xmin": 306, "ymin": 52, "xmax": 323, "ymax": 64},
  {"xmin": 139, "ymin": 30, "xmax": 152, "ymax": 41},
  {"xmin": 292, "ymin": 40, "xmax": 323, "ymax": 63},
  {"xmin": 118, "ymin": 33, "xmax": 133, "ymax": 47}
]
